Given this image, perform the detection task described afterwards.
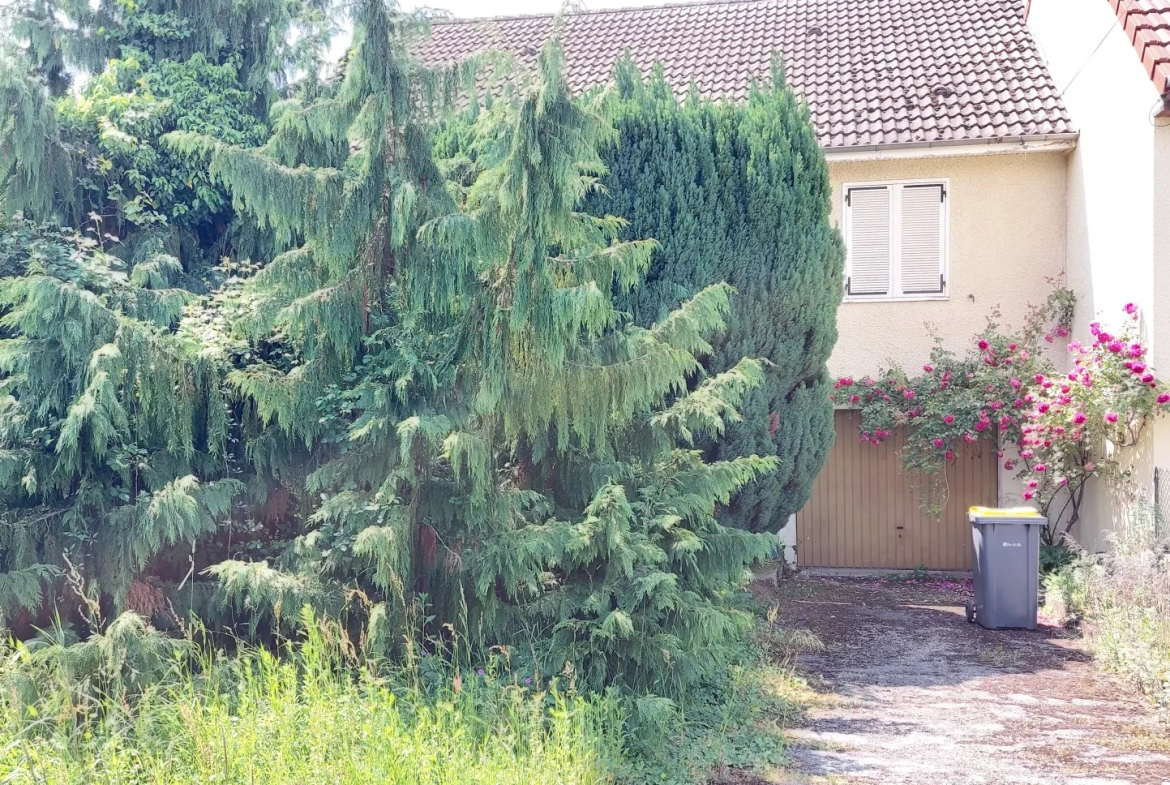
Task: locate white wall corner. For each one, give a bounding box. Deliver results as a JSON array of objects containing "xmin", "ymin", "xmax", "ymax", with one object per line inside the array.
[{"xmin": 778, "ymin": 513, "xmax": 797, "ymax": 567}]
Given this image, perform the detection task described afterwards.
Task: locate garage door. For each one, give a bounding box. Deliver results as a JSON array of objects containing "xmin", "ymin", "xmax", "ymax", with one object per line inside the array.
[{"xmin": 797, "ymin": 410, "xmax": 998, "ymax": 570}]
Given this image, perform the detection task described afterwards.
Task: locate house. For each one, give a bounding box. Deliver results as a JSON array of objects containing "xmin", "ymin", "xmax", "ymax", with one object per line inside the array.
[{"xmin": 416, "ymin": 0, "xmax": 1163, "ymax": 569}]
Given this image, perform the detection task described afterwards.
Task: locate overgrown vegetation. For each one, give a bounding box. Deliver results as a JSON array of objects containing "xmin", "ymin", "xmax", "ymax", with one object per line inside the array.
[
  {"xmin": 0, "ymin": 0, "xmax": 842, "ymax": 778},
  {"xmin": 0, "ymin": 609, "xmax": 627, "ymax": 784},
  {"xmin": 1044, "ymin": 506, "xmax": 1170, "ymax": 711}
]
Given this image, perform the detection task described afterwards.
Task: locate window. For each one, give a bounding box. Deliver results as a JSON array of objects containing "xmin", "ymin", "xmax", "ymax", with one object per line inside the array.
[{"xmin": 843, "ymin": 181, "xmax": 948, "ymax": 300}]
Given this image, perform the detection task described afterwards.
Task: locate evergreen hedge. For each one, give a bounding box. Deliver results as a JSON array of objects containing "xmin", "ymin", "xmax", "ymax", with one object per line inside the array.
[{"xmin": 592, "ymin": 61, "xmax": 843, "ymax": 533}]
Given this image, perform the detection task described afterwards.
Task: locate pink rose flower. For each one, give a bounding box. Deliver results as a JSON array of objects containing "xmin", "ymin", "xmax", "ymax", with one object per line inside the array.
[
  {"xmin": 944, "ymin": 415, "xmax": 955, "ymax": 424},
  {"xmin": 1023, "ymin": 490, "xmax": 1034, "ymax": 501},
  {"xmin": 1158, "ymin": 393, "xmax": 1170, "ymax": 404},
  {"xmin": 933, "ymin": 438, "xmax": 945, "ymax": 448},
  {"xmin": 1073, "ymin": 411, "xmax": 1087, "ymax": 424},
  {"xmin": 1105, "ymin": 412, "xmax": 1119, "ymax": 423},
  {"xmin": 978, "ymin": 339, "xmax": 990, "ymax": 350},
  {"xmin": 1035, "ymin": 463, "xmax": 1047, "ymax": 473}
]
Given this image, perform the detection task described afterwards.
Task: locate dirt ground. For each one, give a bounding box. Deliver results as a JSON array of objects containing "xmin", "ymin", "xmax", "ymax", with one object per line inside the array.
[{"xmin": 752, "ymin": 574, "xmax": 1170, "ymax": 785}]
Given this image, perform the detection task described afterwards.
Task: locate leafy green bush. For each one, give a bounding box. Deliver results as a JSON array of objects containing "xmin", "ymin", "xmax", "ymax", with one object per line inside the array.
[{"xmin": 1040, "ymin": 542, "xmax": 1076, "ymax": 576}]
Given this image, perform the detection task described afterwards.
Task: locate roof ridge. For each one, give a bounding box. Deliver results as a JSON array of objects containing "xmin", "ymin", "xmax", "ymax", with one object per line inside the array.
[{"xmin": 424, "ymin": 0, "xmax": 775, "ymax": 26}]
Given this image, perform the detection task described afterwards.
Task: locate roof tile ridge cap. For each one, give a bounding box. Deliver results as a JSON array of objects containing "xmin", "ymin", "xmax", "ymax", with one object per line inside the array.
[{"xmin": 426, "ymin": 0, "xmax": 781, "ymax": 26}]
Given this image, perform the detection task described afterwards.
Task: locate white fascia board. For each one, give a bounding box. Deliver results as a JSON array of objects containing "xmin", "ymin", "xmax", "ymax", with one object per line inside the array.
[{"xmin": 823, "ymin": 135, "xmax": 1079, "ymax": 163}]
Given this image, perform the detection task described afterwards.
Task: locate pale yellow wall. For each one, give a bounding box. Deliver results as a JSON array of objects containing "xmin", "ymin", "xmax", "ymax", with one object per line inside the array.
[
  {"xmin": 825, "ymin": 150, "xmax": 1069, "ymax": 510},
  {"xmin": 826, "ymin": 151, "xmax": 1069, "ymax": 380}
]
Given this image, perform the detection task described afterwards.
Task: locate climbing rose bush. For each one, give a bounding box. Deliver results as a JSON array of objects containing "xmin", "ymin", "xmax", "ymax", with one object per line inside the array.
[{"xmin": 837, "ymin": 289, "xmax": 1168, "ymax": 543}]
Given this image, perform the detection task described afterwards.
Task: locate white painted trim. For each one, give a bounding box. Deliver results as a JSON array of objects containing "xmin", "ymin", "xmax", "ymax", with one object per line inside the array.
[
  {"xmin": 824, "ymin": 137, "xmax": 1078, "ymax": 163},
  {"xmin": 842, "ymin": 178, "xmax": 950, "ymax": 303}
]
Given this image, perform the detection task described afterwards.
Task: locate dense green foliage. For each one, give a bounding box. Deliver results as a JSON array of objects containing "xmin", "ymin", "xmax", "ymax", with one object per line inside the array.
[
  {"xmin": 0, "ymin": 0, "xmax": 330, "ymax": 631},
  {"xmin": 173, "ymin": 14, "xmax": 778, "ymax": 698},
  {"xmin": 0, "ymin": 0, "xmax": 837, "ymax": 729},
  {"xmin": 590, "ymin": 61, "xmax": 843, "ymax": 534}
]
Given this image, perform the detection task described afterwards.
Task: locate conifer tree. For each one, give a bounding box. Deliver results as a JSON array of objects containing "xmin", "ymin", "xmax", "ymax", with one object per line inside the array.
[
  {"xmin": 0, "ymin": 215, "xmax": 242, "ymax": 623},
  {"xmin": 180, "ymin": 2, "xmax": 778, "ymax": 698},
  {"xmin": 0, "ymin": 0, "xmax": 326, "ymax": 626},
  {"xmin": 591, "ymin": 60, "xmax": 844, "ymax": 533}
]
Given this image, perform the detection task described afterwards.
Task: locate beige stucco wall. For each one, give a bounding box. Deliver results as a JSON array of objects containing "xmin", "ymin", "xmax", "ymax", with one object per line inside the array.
[
  {"xmin": 825, "ymin": 150, "xmax": 1069, "ymax": 509},
  {"xmin": 1028, "ymin": 0, "xmax": 1165, "ymax": 552},
  {"xmin": 827, "ymin": 151, "xmax": 1069, "ymax": 380}
]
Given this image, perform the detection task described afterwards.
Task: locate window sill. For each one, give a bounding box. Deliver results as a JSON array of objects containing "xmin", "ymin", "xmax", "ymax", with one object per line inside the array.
[{"xmin": 843, "ymin": 294, "xmax": 950, "ymax": 304}]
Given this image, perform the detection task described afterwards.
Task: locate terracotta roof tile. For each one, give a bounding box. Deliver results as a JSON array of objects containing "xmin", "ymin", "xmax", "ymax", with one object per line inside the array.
[
  {"xmin": 1109, "ymin": 0, "xmax": 1170, "ymax": 95},
  {"xmin": 414, "ymin": 0, "xmax": 1075, "ymax": 149}
]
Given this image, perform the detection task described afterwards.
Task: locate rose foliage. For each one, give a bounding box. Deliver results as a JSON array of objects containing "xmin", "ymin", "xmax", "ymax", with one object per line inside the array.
[{"xmin": 840, "ymin": 288, "xmax": 1169, "ymax": 544}]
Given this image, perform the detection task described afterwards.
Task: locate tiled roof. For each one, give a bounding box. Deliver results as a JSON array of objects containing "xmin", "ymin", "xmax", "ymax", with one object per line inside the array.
[
  {"xmin": 413, "ymin": 0, "xmax": 1077, "ymax": 150},
  {"xmin": 1108, "ymin": 0, "xmax": 1170, "ymax": 97}
]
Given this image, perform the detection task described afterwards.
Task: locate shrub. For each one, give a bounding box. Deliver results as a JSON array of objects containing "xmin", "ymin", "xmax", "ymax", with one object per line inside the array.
[
  {"xmin": 1043, "ymin": 506, "xmax": 1170, "ymax": 709},
  {"xmin": 849, "ymin": 289, "xmax": 1169, "ymax": 544}
]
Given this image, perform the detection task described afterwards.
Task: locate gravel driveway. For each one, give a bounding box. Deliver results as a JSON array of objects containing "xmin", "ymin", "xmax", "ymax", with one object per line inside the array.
[{"xmin": 756, "ymin": 575, "xmax": 1170, "ymax": 785}]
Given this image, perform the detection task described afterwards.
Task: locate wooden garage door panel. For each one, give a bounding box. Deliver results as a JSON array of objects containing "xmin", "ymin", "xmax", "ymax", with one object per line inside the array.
[{"xmin": 797, "ymin": 410, "xmax": 998, "ymax": 570}]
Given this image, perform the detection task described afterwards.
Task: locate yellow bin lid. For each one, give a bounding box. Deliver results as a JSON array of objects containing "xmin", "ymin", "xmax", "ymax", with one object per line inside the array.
[{"xmin": 968, "ymin": 506, "xmax": 1045, "ymax": 519}]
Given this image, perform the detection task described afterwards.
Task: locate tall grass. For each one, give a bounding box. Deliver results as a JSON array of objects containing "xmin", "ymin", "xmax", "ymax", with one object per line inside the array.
[
  {"xmin": 0, "ymin": 613, "xmax": 625, "ymax": 784},
  {"xmin": 1045, "ymin": 506, "xmax": 1170, "ymax": 710}
]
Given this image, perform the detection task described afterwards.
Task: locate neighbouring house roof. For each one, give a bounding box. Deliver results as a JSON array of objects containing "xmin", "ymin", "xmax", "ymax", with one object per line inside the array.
[
  {"xmin": 1107, "ymin": 0, "xmax": 1170, "ymax": 98},
  {"xmin": 413, "ymin": 0, "xmax": 1077, "ymax": 151}
]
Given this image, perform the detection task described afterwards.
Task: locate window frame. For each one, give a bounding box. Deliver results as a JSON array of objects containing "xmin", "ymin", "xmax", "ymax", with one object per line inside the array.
[{"xmin": 842, "ymin": 178, "xmax": 950, "ymax": 303}]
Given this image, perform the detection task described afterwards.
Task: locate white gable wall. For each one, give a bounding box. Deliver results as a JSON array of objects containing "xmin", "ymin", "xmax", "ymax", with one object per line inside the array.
[{"xmin": 1029, "ymin": 0, "xmax": 1166, "ymax": 551}]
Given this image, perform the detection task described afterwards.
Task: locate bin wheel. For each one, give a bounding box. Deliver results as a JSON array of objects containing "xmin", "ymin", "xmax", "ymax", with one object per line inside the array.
[{"xmin": 965, "ymin": 600, "xmax": 976, "ymax": 624}]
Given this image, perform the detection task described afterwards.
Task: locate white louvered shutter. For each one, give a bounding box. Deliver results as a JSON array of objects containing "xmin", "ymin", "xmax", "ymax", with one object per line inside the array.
[
  {"xmin": 846, "ymin": 187, "xmax": 891, "ymax": 296},
  {"xmin": 898, "ymin": 184, "xmax": 945, "ymax": 295}
]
